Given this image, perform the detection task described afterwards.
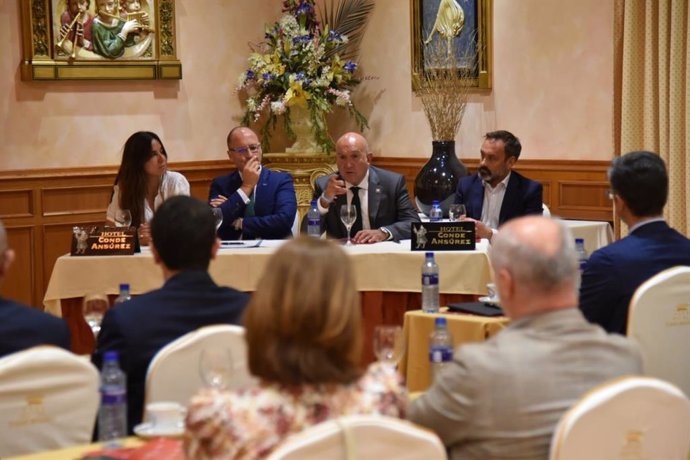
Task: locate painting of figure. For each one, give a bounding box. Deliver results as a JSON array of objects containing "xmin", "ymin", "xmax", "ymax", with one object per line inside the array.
[{"xmin": 52, "ymin": 0, "xmax": 156, "ymax": 60}]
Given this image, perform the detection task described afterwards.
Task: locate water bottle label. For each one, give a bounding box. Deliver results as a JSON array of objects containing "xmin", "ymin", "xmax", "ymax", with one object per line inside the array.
[
  {"xmin": 101, "ymin": 388, "xmax": 126, "ymax": 405},
  {"xmin": 308, "ymin": 218, "xmax": 320, "ymax": 226},
  {"xmin": 422, "ymin": 274, "xmax": 439, "ymax": 286},
  {"xmin": 429, "ymin": 346, "xmax": 453, "ymax": 363}
]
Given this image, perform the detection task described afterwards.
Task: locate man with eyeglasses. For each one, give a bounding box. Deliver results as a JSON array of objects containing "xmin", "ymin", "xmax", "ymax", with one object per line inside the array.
[
  {"xmin": 579, "ymin": 151, "xmax": 690, "ymax": 334},
  {"xmin": 209, "ymin": 126, "xmax": 297, "ymax": 240}
]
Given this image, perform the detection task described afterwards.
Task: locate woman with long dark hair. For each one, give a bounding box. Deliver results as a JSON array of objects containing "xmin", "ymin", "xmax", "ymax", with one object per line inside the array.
[{"xmin": 106, "ymin": 131, "xmax": 189, "ymax": 244}]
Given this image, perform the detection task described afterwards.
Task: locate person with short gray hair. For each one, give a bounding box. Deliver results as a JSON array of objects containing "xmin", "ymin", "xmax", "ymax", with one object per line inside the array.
[
  {"xmin": 408, "ymin": 215, "xmax": 642, "ymax": 460},
  {"xmin": 0, "ymin": 220, "xmax": 70, "ymax": 358}
]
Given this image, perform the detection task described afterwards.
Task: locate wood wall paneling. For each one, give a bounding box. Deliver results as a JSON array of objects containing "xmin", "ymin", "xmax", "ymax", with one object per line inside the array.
[{"xmin": 0, "ymin": 158, "xmax": 612, "ymax": 309}]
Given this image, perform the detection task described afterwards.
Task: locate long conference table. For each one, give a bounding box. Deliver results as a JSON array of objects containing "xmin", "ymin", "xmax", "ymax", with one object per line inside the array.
[{"xmin": 44, "ymin": 240, "xmax": 493, "ymax": 361}]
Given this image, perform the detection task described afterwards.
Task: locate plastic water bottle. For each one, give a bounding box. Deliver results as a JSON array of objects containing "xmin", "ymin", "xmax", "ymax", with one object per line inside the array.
[
  {"xmin": 429, "ymin": 317, "xmax": 454, "ymax": 382},
  {"xmin": 422, "ymin": 252, "xmax": 440, "ymax": 313},
  {"xmin": 575, "ymin": 238, "xmax": 588, "ymax": 271},
  {"xmin": 114, "ymin": 283, "xmax": 131, "ymax": 305},
  {"xmin": 429, "ymin": 200, "xmax": 443, "ymax": 222},
  {"xmin": 98, "ymin": 351, "xmax": 127, "ymax": 446},
  {"xmin": 307, "ymin": 199, "xmax": 321, "ymax": 238}
]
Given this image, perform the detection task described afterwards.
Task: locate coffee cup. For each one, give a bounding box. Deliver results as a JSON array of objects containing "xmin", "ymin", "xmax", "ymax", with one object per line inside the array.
[{"xmin": 145, "ymin": 401, "xmax": 185, "ymax": 431}]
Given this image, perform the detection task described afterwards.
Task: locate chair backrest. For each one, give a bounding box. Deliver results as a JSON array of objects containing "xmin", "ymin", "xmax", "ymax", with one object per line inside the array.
[
  {"xmin": 266, "ymin": 415, "xmax": 447, "ymax": 460},
  {"xmin": 549, "ymin": 376, "xmax": 690, "ymax": 460},
  {"xmin": 0, "ymin": 346, "xmax": 100, "ymax": 457},
  {"xmin": 144, "ymin": 324, "xmax": 255, "ymax": 410},
  {"xmin": 627, "ymin": 265, "xmax": 690, "ymax": 396}
]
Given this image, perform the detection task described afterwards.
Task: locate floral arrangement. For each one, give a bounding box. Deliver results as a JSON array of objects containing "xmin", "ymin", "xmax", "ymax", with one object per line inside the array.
[{"xmin": 238, "ymin": 0, "xmax": 371, "ymax": 153}]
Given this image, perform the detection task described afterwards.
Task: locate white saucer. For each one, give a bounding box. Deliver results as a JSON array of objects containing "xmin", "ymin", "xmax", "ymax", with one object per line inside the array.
[
  {"xmin": 479, "ymin": 296, "xmax": 501, "ymax": 306},
  {"xmin": 133, "ymin": 421, "xmax": 184, "ymax": 438}
]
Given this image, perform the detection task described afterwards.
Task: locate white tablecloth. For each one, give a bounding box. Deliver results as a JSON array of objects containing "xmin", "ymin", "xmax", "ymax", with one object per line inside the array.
[{"xmin": 43, "ymin": 240, "xmax": 492, "ymax": 316}]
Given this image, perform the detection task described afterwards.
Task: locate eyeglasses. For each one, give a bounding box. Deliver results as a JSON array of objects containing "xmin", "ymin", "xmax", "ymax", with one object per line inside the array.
[{"xmin": 229, "ymin": 144, "xmax": 261, "ymax": 155}]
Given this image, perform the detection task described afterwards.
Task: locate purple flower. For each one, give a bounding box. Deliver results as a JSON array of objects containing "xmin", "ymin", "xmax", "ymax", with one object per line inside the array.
[
  {"xmin": 327, "ymin": 30, "xmax": 343, "ymax": 41},
  {"xmin": 246, "ymin": 70, "xmax": 256, "ymax": 80},
  {"xmin": 292, "ymin": 34, "xmax": 312, "ymax": 45},
  {"xmin": 295, "ymin": 72, "xmax": 306, "ymax": 81},
  {"xmin": 344, "ymin": 61, "xmax": 357, "ymax": 73},
  {"xmin": 262, "ymin": 72, "xmax": 274, "ymax": 81}
]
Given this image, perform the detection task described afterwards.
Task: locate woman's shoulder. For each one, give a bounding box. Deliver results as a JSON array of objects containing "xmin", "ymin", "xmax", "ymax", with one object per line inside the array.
[
  {"xmin": 161, "ymin": 171, "xmax": 190, "ymax": 195},
  {"xmin": 347, "ymin": 363, "xmax": 408, "ymax": 417}
]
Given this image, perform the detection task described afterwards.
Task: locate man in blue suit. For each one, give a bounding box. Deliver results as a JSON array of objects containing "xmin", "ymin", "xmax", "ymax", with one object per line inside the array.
[
  {"xmin": 579, "ymin": 151, "xmax": 690, "ymax": 334},
  {"xmin": 209, "ymin": 126, "xmax": 297, "ymax": 240},
  {"xmin": 455, "ymin": 130, "xmax": 543, "ymax": 242},
  {"xmin": 92, "ymin": 196, "xmax": 249, "ymax": 433},
  {"xmin": 0, "ymin": 220, "xmax": 71, "ymax": 358}
]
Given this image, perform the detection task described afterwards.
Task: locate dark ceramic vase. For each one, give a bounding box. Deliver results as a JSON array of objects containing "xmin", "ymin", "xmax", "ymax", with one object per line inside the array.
[{"xmin": 414, "ymin": 140, "xmax": 468, "ymax": 217}]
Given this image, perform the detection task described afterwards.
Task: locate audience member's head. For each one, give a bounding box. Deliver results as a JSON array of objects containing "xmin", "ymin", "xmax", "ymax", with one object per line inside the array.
[
  {"xmin": 490, "ymin": 216, "xmax": 579, "ymax": 319},
  {"xmin": 116, "ymin": 131, "xmax": 168, "ymax": 227},
  {"xmin": 0, "ymin": 220, "xmax": 16, "ymax": 283},
  {"xmin": 479, "ymin": 130, "xmax": 522, "ymax": 187},
  {"xmin": 150, "ymin": 195, "xmax": 218, "ymax": 272},
  {"xmin": 608, "ymin": 151, "xmax": 667, "ymax": 220},
  {"xmin": 335, "ymin": 132, "xmax": 372, "ymax": 186},
  {"xmin": 245, "ymin": 237, "xmax": 362, "ymax": 385}
]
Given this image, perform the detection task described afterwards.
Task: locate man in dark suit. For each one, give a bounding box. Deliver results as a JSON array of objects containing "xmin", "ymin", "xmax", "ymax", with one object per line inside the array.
[
  {"xmin": 310, "ymin": 132, "xmax": 419, "ymax": 243},
  {"xmin": 92, "ymin": 196, "xmax": 249, "ymax": 433},
  {"xmin": 579, "ymin": 151, "xmax": 690, "ymax": 334},
  {"xmin": 0, "ymin": 220, "xmax": 71, "ymax": 358},
  {"xmin": 209, "ymin": 126, "xmax": 297, "ymax": 240},
  {"xmin": 455, "ymin": 130, "xmax": 543, "ymax": 241}
]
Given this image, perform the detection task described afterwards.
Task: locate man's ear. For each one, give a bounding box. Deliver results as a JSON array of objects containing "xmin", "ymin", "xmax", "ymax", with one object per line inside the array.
[
  {"xmin": 150, "ymin": 242, "xmax": 161, "ymax": 265},
  {"xmin": 210, "ymin": 237, "xmax": 220, "ymax": 260},
  {"xmin": 0, "ymin": 249, "xmax": 15, "ymax": 278},
  {"xmin": 366, "ymin": 152, "xmax": 373, "ymax": 163},
  {"xmin": 496, "ymin": 267, "xmax": 514, "ymax": 301}
]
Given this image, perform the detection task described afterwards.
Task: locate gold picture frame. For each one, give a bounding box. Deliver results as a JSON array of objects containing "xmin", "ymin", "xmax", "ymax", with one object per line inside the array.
[
  {"xmin": 410, "ymin": 0, "xmax": 492, "ymax": 89},
  {"xmin": 20, "ymin": 0, "xmax": 182, "ymax": 80}
]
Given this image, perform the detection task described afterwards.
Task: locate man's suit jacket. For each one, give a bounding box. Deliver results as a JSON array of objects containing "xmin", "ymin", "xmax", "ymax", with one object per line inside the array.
[
  {"xmin": 408, "ymin": 308, "xmax": 641, "ymax": 460},
  {"xmin": 92, "ymin": 270, "xmax": 249, "ymax": 433},
  {"xmin": 579, "ymin": 220, "xmax": 690, "ymax": 334},
  {"xmin": 0, "ymin": 297, "xmax": 71, "ymax": 358},
  {"xmin": 455, "ymin": 171, "xmax": 543, "ymax": 226},
  {"xmin": 209, "ymin": 168, "xmax": 297, "ymax": 240},
  {"xmin": 312, "ymin": 166, "xmax": 420, "ymax": 241}
]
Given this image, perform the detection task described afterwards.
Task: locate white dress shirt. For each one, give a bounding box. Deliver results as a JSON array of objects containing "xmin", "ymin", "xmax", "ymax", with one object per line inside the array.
[
  {"xmin": 480, "ymin": 172, "xmax": 511, "ymax": 230},
  {"xmin": 318, "ymin": 170, "xmax": 371, "ymax": 230}
]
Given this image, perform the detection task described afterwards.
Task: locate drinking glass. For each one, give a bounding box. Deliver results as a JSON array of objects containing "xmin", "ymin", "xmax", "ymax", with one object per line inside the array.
[
  {"xmin": 114, "ymin": 209, "xmax": 132, "ymax": 227},
  {"xmin": 339, "ymin": 204, "xmax": 357, "ymax": 246},
  {"xmin": 448, "ymin": 204, "xmax": 466, "ymax": 222},
  {"xmin": 373, "ymin": 325, "xmax": 405, "ymax": 367},
  {"xmin": 82, "ymin": 293, "xmax": 110, "ymax": 338},
  {"xmin": 199, "ymin": 348, "xmax": 234, "ymax": 390},
  {"xmin": 210, "ymin": 207, "xmax": 223, "ymax": 234}
]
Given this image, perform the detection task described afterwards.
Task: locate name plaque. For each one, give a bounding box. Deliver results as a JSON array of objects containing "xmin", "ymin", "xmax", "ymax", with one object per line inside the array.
[
  {"xmin": 71, "ymin": 226, "xmax": 137, "ymax": 256},
  {"xmin": 411, "ymin": 222, "xmax": 476, "ymax": 251}
]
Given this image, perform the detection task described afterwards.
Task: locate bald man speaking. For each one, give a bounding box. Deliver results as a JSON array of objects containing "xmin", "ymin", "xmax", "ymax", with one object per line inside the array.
[{"xmin": 309, "ymin": 132, "xmax": 419, "ymax": 243}]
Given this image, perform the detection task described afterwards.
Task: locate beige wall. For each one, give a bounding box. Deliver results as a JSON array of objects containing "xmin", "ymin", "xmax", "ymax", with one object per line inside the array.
[{"xmin": 0, "ymin": 0, "xmax": 613, "ymax": 171}]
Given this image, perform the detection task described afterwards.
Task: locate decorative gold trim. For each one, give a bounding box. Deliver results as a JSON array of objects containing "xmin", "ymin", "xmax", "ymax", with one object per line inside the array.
[
  {"xmin": 410, "ymin": 0, "xmax": 492, "ymax": 90},
  {"xmin": 20, "ymin": 0, "xmax": 182, "ymax": 81}
]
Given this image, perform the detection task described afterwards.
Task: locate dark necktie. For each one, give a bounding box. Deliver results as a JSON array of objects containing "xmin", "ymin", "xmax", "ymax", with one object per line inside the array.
[
  {"xmin": 245, "ymin": 192, "xmax": 255, "ymax": 217},
  {"xmin": 350, "ymin": 186, "xmax": 363, "ymax": 235}
]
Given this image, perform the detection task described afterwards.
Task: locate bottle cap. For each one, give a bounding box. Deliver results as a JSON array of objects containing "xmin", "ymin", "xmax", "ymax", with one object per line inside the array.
[
  {"xmin": 119, "ymin": 283, "xmax": 129, "ymax": 291},
  {"xmin": 425, "ymin": 252, "xmax": 434, "ymax": 258},
  {"xmin": 103, "ymin": 351, "xmax": 119, "ymax": 362},
  {"xmin": 575, "ymin": 238, "xmax": 584, "ymax": 244},
  {"xmin": 434, "ymin": 317, "xmax": 447, "ymax": 327},
  {"xmin": 432, "ymin": 200, "xmax": 440, "ymax": 205},
  {"xmin": 311, "ymin": 199, "xmax": 317, "ymax": 207}
]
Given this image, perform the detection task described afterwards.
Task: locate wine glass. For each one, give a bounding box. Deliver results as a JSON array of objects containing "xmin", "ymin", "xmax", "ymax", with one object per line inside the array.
[
  {"xmin": 339, "ymin": 204, "xmax": 357, "ymax": 246},
  {"xmin": 210, "ymin": 208, "xmax": 223, "ymax": 234},
  {"xmin": 373, "ymin": 325, "xmax": 405, "ymax": 367},
  {"xmin": 448, "ymin": 204, "xmax": 466, "ymax": 222},
  {"xmin": 82, "ymin": 293, "xmax": 110, "ymax": 338},
  {"xmin": 199, "ymin": 348, "xmax": 234, "ymax": 390},
  {"xmin": 114, "ymin": 209, "xmax": 132, "ymax": 227}
]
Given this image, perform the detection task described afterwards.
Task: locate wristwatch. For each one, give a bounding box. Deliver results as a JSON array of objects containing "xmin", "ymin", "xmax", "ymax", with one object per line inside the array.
[{"xmin": 379, "ymin": 227, "xmax": 393, "ymax": 241}]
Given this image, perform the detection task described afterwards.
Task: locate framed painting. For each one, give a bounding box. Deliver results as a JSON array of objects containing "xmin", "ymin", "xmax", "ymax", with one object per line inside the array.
[
  {"xmin": 20, "ymin": 0, "xmax": 182, "ymax": 80},
  {"xmin": 410, "ymin": 0, "xmax": 492, "ymax": 89}
]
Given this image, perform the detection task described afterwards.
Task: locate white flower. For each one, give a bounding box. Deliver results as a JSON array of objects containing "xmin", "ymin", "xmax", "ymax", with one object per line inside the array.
[
  {"xmin": 279, "ymin": 15, "xmax": 299, "ymax": 35},
  {"xmin": 270, "ymin": 101, "xmax": 287, "ymax": 115}
]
